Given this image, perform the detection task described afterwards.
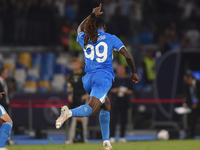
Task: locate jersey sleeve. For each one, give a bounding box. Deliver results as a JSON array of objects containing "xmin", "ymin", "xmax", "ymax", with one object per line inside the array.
[
  {"xmin": 77, "ymin": 32, "xmax": 85, "ymax": 46},
  {"xmin": 112, "ymin": 35, "xmax": 125, "ymax": 51}
]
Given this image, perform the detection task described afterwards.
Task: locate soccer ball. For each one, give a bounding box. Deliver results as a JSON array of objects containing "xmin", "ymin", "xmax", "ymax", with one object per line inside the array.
[{"xmin": 157, "ymin": 130, "xmax": 169, "ymax": 140}]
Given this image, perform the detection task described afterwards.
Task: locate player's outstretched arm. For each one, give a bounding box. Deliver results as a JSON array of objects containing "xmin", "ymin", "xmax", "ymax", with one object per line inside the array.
[
  {"xmin": 77, "ymin": 16, "xmax": 89, "ymax": 35},
  {"xmin": 77, "ymin": 3, "xmax": 103, "ymax": 35},
  {"xmin": 119, "ymin": 47, "xmax": 139, "ymax": 83}
]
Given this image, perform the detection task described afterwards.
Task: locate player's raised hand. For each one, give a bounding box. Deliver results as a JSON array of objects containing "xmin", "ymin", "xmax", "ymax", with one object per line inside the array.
[
  {"xmin": 0, "ymin": 92, "xmax": 5, "ymax": 99},
  {"xmin": 130, "ymin": 73, "xmax": 140, "ymax": 83},
  {"xmin": 92, "ymin": 3, "xmax": 103, "ymax": 16}
]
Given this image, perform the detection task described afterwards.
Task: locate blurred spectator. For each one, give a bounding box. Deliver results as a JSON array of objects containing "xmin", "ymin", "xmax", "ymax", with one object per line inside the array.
[
  {"xmin": 179, "ymin": 0, "xmax": 200, "ymax": 20},
  {"xmin": 110, "ymin": 65, "xmax": 134, "ymax": 143},
  {"xmin": 55, "ymin": 0, "xmax": 66, "ymax": 17},
  {"xmin": 185, "ymin": 24, "xmax": 200, "ymax": 48},
  {"xmin": 169, "ymin": 35, "xmax": 182, "ymax": 51},
  {"xmin": 8, "ymin": 78, "xmax": 17, "ymax": 99},
  {"xmin": 158, "ymin": 36, "xmax": 170, "ymax": 55},
  {"xmin": 0, "ymin": 68, "xmax": 15, "ymax": 145},
  {"xmin": 61, "ymin": 20, "xmax": 71, "ymax": 50},
  {"xmin": 0, "ymin": 68, "xmax": 10, "ymax": 112},
  {"xmin": 0, "ymin": 0, "xmax": 200, "ymax": 50},
  {"xmin": 65, "ymin": 0, "xmax": 77, "ymax": 21},
  {"xmin": 129, "ymin": 0, "xmax": 143, "ymax": 28},
  {"xmin": 181, "ymin": 32, "xmax": 191, "ymax": 49},
  {"xmin": 66, "ymin": 58, "xmax": 89, "ymax": 144},
  {"xmin": 129, "ymin": 29, "xmax": 141, "ymax": 46},
  {"xmin": 169, "ymin": 22, "xmax": 181, "ymax": 36},
  {"xmin": 119, "ymin": 0, "xmax": 133, "ymax": 16},
  {"xmin": 183, "ymin": 70, "xmax": 200, "ymax": 139},
  {"xmin": 69, "ymin": 23, "xmax": 82, "ymax": 57},
  {"xmin": 142, "ymin": 50, "xmax": 156, "ymax": 84},
  {"xmin": 139, "ymin": 24, "xmax": 154, "ymax": 45},
  {"xmin": 110, "ymin": 6, "xmax": 130, "ymax": 37},
  {"xmin": 103, "ymin": 0, "xmax": 117, "ymax": 23},
  {"xmin": 159, "ymin": 27, "xmax": 175, "ymax": 53}
]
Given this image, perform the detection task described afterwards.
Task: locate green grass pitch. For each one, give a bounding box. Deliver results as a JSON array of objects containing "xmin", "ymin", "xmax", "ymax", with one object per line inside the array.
[{"xmin": 7, "ymin": 140, "xmax": 200, "ymax": 150}]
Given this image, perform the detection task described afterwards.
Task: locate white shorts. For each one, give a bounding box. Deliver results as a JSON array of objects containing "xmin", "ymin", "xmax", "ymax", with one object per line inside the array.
[{"xmin": 0, "ymin": 105, "xmax": 6, "ymax": 117}]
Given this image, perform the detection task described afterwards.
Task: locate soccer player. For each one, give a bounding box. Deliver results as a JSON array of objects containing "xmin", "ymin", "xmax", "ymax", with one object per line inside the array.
[
  {"xmin": 0, "ymin": 92, "xmax": 13, "ymax": 150},
  {"xmin": 56, "ymin": 3, "xmax": 139, "ymax": 150}
]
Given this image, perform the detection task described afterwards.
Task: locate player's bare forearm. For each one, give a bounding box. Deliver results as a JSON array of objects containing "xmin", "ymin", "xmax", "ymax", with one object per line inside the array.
[
  {"xmin": 77, "ymin": 16, "xmax": 90, "ymax": 35},
  {"xmin": 77, "ymin": 3, "xmax": 103, "ymax": 35},
  {"xmin": 120, "ymin": 47, "xmax": 136, "ymax": 73},
  {"xmin": 126, "ymin": 57, "xmax": 136, "ymax": 73},
  {"xmin": 120, "ymin": 47, "xmax": 139, "ymax": 83}
]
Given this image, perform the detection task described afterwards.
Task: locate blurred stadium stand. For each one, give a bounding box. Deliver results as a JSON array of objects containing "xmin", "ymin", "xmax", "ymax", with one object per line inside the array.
[{"xmin": 0, "ymin": 52, "xmax": 73, "ymax": 93}]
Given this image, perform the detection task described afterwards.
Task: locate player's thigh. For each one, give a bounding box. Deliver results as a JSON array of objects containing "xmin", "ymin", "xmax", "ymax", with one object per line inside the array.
[
  {"xmin": 88, "ymin": 96, "xmax": 102, "ymax": 116},
  {"xmin": 82, "ymin": 74, "xmax": 92, "ymax": 95},
  {"xmin": 90, "ymin": 72, "xmax": 113, "ymax": 104},
  {"xmin": 101, "ymin": 97, "xmax": 111, "ymax": 112}
]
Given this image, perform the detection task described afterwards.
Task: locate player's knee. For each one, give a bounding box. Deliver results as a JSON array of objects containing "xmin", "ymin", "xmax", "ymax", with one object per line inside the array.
[
  {"xmin": 0, "ymin": 114, "xmax": 13, "ymax": 124},
  {"xmin": 5, "ymin": 119, "xmax": 13, "ymax": 125},
  {"xmin": 107, "ymin": 104, "xmax": 111, "ymax": 112},
  {"xmin": 6, "ymin": 114, "xmax": 13, "ymax": 124},
  {"xmin": 108, "ymin": 106, "xmax": 111, "ymax": 112},
  {"xmin": 103, "ymin": 98, "xmax": 111, "ymax": 112},
  {"xmin": 9, "ymin": 119, "xmax": 13, "ymax": 125}
]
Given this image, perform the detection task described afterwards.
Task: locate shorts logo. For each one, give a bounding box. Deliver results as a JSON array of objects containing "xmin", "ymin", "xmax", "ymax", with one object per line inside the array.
[{"xmin": 84, "ymin": 107, "xmax": 88, "ymax": 112}]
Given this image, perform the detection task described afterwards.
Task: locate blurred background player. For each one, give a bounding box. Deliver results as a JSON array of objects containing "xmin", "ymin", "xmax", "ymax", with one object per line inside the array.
[
  {"xmin": 110, "ymin": 65, "xmax": 134, "ymax": 143},
  {"xmin": 66, "ymin": 58, "xmax": 89, "ymax": 144},
  {"xmin": 142, "ymin": 50, "xmax": 156, "ymax": 85},
  {"xmin": 183, "ymin": 70, "xmax": 200, "ymax": 139},
  {"xmin": 0, "ymin": 68, "xmax": 15, "ymax": 145},
  {"xmin": 0, "ymin": 68, "xmax": 10, "ymax": 113},
  {"xmin": 56, "ymin": 4, "xmax": 139, "ymax": 150},
  {"xmin": 0, "ymin": 90, "xmax": 13, "ymax": 150}
]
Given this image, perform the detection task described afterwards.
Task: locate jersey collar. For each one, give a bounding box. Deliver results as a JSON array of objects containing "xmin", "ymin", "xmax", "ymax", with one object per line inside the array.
[{"xmin": 97, "ymin": 29, "xmax": 104, "ymax": 33}]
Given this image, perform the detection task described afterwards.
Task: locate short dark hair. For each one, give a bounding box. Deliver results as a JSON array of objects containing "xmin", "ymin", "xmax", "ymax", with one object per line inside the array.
[
  {"xmin": 96, "ymin": 16, "xmax": 105, "ymax": 28},
  {"xmin": 0, "ymin": 67, "xmax": 6, "ymax": 76}
]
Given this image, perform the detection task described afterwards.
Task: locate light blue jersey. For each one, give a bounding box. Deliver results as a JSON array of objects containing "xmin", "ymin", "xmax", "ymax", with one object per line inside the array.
[{"xmin": 77, "ymin": 29, "xmax": 124, "ymax": 80}]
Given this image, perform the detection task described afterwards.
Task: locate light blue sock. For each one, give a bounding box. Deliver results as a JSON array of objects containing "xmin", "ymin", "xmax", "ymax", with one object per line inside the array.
[
  {"xmin": 99, "ymin": 111, "xmax": 110, "ymax": 141},
  {"xmin": 71, "ymin": 105, "xmax": 92, "ymax": 117},
  {"xmin": 0, "ymin": 122, "xmax": 12, "ymax": 147}
]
